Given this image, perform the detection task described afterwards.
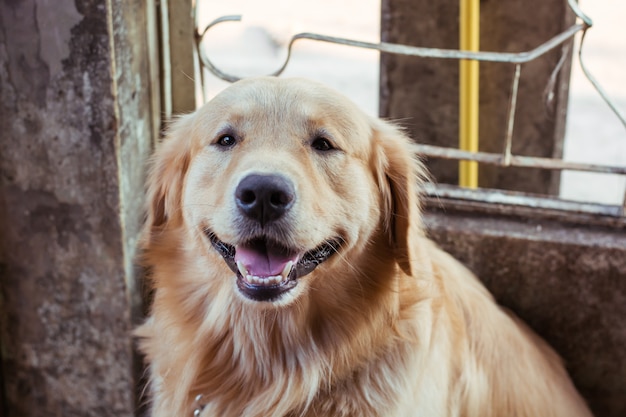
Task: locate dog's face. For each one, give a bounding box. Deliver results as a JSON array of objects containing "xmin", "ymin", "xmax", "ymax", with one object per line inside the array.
[{"xmin": 146, "ymin": 77, "xmax": 420, "ymax": 307}]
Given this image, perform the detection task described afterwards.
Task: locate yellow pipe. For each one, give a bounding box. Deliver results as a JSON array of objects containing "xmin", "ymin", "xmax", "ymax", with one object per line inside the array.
[{"xmin": 459, "ymin": 0, "xmax": 480, "ymax": 188}]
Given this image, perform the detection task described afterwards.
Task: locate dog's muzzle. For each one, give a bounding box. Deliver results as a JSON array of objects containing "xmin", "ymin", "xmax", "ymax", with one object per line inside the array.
[{"xmin": 204, "ymin": 173, "xmax": 343, "ymax": 302}]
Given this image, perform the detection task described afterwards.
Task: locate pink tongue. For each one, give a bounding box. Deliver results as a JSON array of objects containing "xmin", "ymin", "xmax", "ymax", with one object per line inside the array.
[{"xmin": 235, "ymin": 245, "xmax": 298, "ymax": 277}]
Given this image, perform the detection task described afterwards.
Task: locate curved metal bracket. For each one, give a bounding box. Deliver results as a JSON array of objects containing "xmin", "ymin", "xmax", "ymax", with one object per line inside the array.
[
  {"xmin": 193, "ymin": 2, "xmax": 624, "ymax": 131},
  {"xmin": 195, "ymin": 15, "xmax": 584, "ymax": 74},
  {"xmin": 193, "ymin": 1, "xmax": 626, "ymax": 214}
]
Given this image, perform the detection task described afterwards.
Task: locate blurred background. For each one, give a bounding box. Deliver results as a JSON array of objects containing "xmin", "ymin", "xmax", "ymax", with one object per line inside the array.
[{"xmin": 197, "ymin": 0, "xmax": 625, "ymax": 205}]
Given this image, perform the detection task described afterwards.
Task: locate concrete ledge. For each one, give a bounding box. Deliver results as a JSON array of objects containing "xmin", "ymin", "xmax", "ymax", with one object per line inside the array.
[{"xmin": 424, "ymin": 198, "xmax": 626, "ymax": 417}]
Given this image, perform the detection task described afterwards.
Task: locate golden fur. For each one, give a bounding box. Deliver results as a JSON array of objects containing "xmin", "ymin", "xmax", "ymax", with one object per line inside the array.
[{"xmin": 136, "ymin": 77, "xmax": 592, "ymax": 417}]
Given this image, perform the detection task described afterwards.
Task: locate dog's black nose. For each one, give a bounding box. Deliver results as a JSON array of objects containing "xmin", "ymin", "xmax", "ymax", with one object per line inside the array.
[{"xmin": 235, "ymin": 174, "xmax": 296, "ymax": 225}]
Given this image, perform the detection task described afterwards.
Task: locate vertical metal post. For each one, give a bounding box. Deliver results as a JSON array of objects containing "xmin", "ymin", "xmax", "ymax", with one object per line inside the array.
[{"xmin": 459, "ymin": 0, "xmax": 480, "ymax": 188}]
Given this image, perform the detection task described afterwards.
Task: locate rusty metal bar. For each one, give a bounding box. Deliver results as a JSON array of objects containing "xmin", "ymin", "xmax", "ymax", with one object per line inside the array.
[
  {"xmin": 503, "ymin": 64, "xmax": 521, "ymax": 165},
  {"xmin": 295, "ymin": 23, "xmax": 582, "ymax": 64},
  {"xmin": 423, "ymin": 183, "xmax": 625, "ymax": 219},
  {"xmin": 567, "ymin": 0, "xmax": 593, "ymax": 26},
  {"xmin": 416, "ymin": 144, "xmax": 626, "ymax": 175},
  {"xmin": 195, "ymin": 15, "xmax": 585, "ymax": 82}
]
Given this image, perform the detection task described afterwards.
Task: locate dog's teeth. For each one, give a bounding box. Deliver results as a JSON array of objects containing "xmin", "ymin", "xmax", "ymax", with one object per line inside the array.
[
  {"xmin": 244, "ymin": 273, "xmax": 288, "ymax": 286},
  {"xmin": 281, "ymin": 261, "xmax": 294, "ymax": 279},
  {"xmin": 237, "ymin": 261, "xmax": 249, "ymax": 277}
]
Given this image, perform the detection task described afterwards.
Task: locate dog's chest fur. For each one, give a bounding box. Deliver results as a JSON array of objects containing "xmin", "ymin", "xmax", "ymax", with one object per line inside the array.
[
  {"xmin": 143, "ymin": 272, "xmax": 434, "ymax": 417},
  {"xmin": 194, "ymin": 323, "xmax": 424, "ymax": 417}
]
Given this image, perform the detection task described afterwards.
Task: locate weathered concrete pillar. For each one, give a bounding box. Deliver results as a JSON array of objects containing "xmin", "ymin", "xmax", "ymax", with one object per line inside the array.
[
  {"xmin": 380, "ymin": 0, "xmax": 574, "ymax": 194},
  {"xmin": 0, "ymin": 0, "xmax": 156, "ymax": 415}
]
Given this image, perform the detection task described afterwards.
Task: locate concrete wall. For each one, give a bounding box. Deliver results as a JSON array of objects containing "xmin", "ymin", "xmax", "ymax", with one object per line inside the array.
[
  {"xmin": 0, "ymin": 0, "xmax": 155, "ymax": 415},
  {"xmin": 424, "ymin": 200, "xmax": 626, "ymax": 417},
  {"xmin": 380, "ymin": 0, "xmax": 573, "ymax": 194}
]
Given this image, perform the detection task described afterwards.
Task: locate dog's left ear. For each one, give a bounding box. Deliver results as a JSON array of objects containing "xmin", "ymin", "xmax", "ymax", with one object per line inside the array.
[
  {"xmin": 371, "ymin": 119, "xmax": 426, "ymax": 277},
  {"xmin": 143, "ymin": 115, "xmax": 195, "ymax": 243}
]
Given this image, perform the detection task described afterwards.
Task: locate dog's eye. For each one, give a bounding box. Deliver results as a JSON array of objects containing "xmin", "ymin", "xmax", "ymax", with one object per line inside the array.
[
  {"xmin": 217, "ymin": 134, "xmax": 237, "ymax": 147},
  {"xmin": 311, "ymin": 137, "xmax": 334, "ymax": 152}
]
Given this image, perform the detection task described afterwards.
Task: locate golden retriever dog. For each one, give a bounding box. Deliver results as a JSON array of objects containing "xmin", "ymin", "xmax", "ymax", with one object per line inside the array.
[{"xmin": 136, "ymin": 77, "xmax": 592, "ymax": 417}]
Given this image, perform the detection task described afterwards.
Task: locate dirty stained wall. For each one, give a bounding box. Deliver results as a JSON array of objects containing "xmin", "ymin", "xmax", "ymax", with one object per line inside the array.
[{"xmin": 0, "ymin": 0, "xmax": 154, "ymax": 416}]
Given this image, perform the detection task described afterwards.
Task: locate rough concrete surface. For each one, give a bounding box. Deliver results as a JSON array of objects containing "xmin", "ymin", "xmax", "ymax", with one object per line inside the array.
[
  {"xmin": 0, "ymin": 0, "xmax": 154, "ymax": 416},
  {"xmin": 424, "ymin": 202, "xmax": 626, "ymax": 417}
]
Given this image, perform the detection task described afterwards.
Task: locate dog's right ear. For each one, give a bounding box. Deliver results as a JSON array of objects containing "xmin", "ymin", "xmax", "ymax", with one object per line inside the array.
[
  {"xmin": 371, "ymin": 118, "xmax": 426, "ymax": 277},
  {"xmin": 144, "ymin": 115, "xmax": 195, "ymax": 235}
]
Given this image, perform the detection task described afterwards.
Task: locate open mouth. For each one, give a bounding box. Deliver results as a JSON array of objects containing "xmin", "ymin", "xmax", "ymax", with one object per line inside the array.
[{"xmin": 205, "ymin": 229, "xmax": 343, "ymax": 302}]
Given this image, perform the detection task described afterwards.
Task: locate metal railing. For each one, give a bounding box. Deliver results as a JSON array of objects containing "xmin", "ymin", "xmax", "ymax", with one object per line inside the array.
[{"xmin": 193, "ymin": 0, "xmax": 626, "ymax": 218}]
